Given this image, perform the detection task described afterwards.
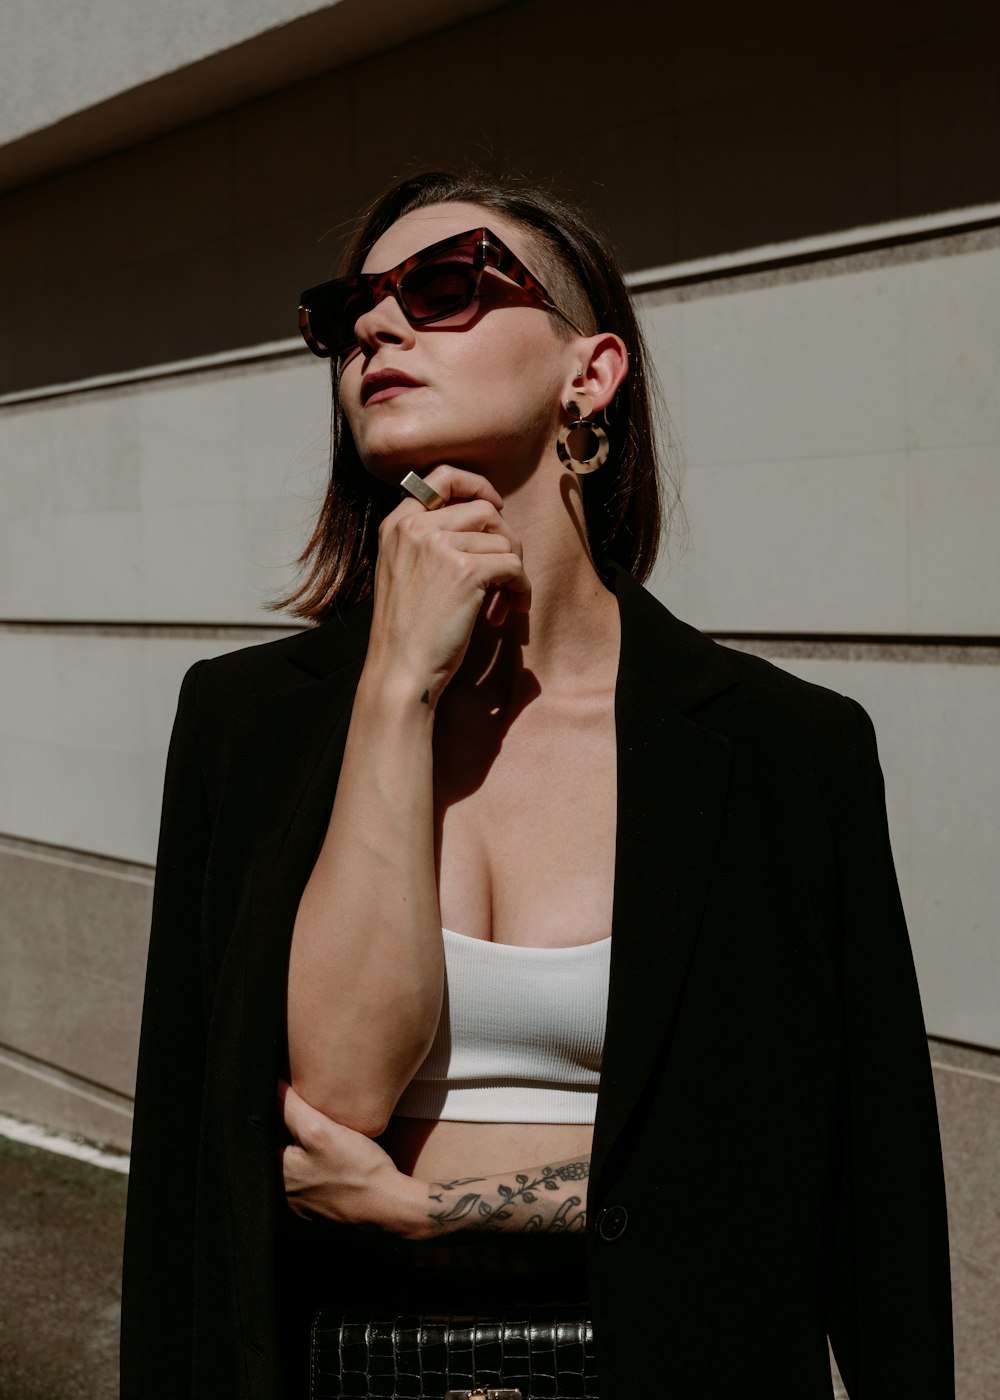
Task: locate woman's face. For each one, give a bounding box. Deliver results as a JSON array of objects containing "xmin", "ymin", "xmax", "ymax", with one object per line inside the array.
[{"xmin": 339, "ymin": 202, "xmax": 581, "ymax": 485}]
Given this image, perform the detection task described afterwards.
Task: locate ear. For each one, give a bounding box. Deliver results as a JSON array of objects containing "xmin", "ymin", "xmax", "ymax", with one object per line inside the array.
[{"xmin": 564, "ymin": 333, "xmax": 629, "ymax": 414}]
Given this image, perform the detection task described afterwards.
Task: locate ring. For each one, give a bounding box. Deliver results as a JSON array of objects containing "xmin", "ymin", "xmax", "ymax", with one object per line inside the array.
[{"xmin": 400, "ymin": 470, "xmax": 446, "ymax": 511}]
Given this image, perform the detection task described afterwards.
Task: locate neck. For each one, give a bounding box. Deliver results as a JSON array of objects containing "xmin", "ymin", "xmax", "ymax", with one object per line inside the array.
[{"xmin": 450, "ymin": 458, "xmax": 620, "ymax": 705}]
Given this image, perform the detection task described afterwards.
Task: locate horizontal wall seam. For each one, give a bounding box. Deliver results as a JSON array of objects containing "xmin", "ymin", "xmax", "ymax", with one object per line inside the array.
[
  {"xmin": 0, "ymin": 1043, "xmax": 133, "ymax": 1115},
  {"xmin": 0, "ymin": 831, "xmax": 153, "ymax": 878},
  {"xmin": 2, "ymin": 202, "xmax": 998, "ymax": 408},
  {"xmin": 1, "ymin": 622, "xmax": 996, "ymax": 656},
  {"xmin": 0, "ymin": 620, "xmax": 301, "ymax": 638},
  {"xmin": 632, "ymin": 208, "xmax": 1000, "ymax": 294},
  {"xmin": 0, "ymin": 338, "xmax": 304, "ymax": 407},
  {"xmin": 716, "ymin": 637, "xmax": 1000, "ymax": 665},
  {"xmin": 929, "ymin": 1061, "xmax": 1000, "ymax": 1087},
  {"xmin": 0, "ymin": 844, "xmax": 154, "ymax": 886}
]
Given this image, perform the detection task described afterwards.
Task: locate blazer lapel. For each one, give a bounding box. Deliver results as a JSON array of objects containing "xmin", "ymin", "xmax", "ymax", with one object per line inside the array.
[{"xmin": 593, "ymin": 565, "xmax": 737, "ymax": 1187}]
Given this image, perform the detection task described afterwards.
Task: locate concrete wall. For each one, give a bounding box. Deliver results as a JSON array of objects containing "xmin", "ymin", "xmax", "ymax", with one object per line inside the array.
[
  {"xmin": 643, "ymin": 231, "xmax": 1000, "ymax": 1050},
  {"xmin": 648, "ymin": 234, "xmax": 1000, "ymax": 639},
  {"xmin": 5, "ymin": 0, "xmax": 1000, "ymax": 393},
  {"xmin": 0, "ymin": 359, "xmax": 326, "ymax": 625},
  {"xmin": 0, "ymin": 0, "xmax": 505, "ymax": 191},
  {"xmin": 1, "ymin": 1, "xmax": 997, "ymax": 1392},
  {"xmin": 1, "ymin": 0, "xmax": 337, "ymax": 144}
]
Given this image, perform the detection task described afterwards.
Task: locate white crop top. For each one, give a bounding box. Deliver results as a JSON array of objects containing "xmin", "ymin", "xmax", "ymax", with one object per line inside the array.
[{"xmin": 393, "ymin": 928, "xmax": 611, "ymax": 1124}]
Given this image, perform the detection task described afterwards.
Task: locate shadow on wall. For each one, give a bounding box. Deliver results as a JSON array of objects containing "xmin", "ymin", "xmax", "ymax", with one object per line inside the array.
[{"xmin": 1, "ymin": 0, "xmax": 998, "ymax": 394}]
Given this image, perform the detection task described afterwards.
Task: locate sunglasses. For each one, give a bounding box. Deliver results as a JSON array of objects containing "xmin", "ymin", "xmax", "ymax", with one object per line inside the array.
[{"xmin": 298, "ymin": 226, "xmax": 588, "ymax": 360}]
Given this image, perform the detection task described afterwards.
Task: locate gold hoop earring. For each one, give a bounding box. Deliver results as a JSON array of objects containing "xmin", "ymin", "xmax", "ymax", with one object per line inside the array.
[{"xmin": 556, "ymin": 392, "xmax": 610, "ymax": 475}]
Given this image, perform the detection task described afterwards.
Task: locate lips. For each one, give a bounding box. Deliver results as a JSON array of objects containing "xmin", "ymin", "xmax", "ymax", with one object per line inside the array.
[{"xmin": 360, "ymin": 368, "xmax": 424, "ymax": 406}]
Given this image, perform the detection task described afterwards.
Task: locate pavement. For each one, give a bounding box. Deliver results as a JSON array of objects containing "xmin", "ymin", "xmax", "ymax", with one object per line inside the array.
[{"xmin": 0, "ymin": 1132, "xmax": 126, "ymax": 1400}]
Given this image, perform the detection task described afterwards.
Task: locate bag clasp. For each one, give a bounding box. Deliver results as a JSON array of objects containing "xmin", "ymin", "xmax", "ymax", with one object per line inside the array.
[{"xmin": 444, "ymin": 1390, "xmax": 523, "ymax": 1400}]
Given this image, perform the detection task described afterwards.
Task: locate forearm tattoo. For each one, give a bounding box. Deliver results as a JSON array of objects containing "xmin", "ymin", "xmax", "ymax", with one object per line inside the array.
[{"xmin": 427, "ymin": 1156, "xmax": 590, "ymax": 1235}]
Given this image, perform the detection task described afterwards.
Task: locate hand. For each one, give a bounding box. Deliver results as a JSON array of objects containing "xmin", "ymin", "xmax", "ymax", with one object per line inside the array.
[
  {"xmin": 366, "ymin": 466, "xmax": 532, "ymax": 705},
  {"xmin": 279, "ymin": 1081, "xmax": 424, "ymax": 1236}
]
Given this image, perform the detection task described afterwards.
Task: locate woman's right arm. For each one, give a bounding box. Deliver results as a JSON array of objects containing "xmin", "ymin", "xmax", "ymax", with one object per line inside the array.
[{"xmin": 286, "ymin": 467, "xmax": 530, "ymax": 1137}]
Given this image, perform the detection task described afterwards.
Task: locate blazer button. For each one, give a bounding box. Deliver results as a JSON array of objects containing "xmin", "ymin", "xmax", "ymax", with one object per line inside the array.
[{"xmin": 597, "ymin": 1204, "xmax": 628, "ymax": 1241}]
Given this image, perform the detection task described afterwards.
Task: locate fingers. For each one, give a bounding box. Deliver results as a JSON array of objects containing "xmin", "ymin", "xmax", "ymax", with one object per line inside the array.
[
  {"xmin": 392, "ymin": 468, "xmax": 521, "ymax": 557},
  {"xmin": 382, "ymin": 485, "xmax": 530, "ymax": 612},
  {"xmin": 474, "ymin": 552, "xmax": 531, "ymax": 602},
  {"xmin": 391, "ymin": 496, "xmax": 520, "ymax": 552},
  {"xmin": 398, "ymin": 465, "xmax": 504, "ymax": 513},
  {"xmin": 484, "ymin": 586, "xmax": 508, "ymax": 628},
  {"xmin": 279, "ymin": 1079, "xmax": 327, "ymax": 1147},
  {"xmin": 436, "ymin": 528, "xmax": 518, "ymax": 556},
  {"xmin": 279, "ymin": 1079, "xmax": 304, "ymax": 1139},
  {"xmin": 369, "ymin": 465, "xmax": 532, "ymax": 697},
  {"xmin": 441, "ymin": 549, "xmax": 530, "ymax": 607}
]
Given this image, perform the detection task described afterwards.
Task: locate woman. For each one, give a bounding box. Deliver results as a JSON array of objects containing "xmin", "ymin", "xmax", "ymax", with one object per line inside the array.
[{"xmin": 121, "ymin": 172, "xmax": 954, "ymax": 1399}]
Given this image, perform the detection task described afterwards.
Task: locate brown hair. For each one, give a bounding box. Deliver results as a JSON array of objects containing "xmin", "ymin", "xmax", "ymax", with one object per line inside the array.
[{"xmin": 275, "ymin": 170, "xmax": 672, "ymax": 621}]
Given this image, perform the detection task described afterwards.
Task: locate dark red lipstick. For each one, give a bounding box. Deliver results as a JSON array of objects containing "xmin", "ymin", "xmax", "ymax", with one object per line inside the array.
[{"xmin": 360, "ymin": 368, "xmax": 423, "ymax": 406}]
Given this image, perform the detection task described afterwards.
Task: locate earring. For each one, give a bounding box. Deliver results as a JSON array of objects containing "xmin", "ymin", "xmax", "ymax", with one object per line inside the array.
[{"xmin": 556, "ymin": 390, "xmax": 610, "ymax": 475}]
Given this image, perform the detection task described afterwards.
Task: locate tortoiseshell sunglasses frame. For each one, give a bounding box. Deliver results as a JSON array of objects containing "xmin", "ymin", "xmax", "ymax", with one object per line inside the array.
[{"xmin": 297, "ymin": 226, "xmax": 588, "ymax": 359}]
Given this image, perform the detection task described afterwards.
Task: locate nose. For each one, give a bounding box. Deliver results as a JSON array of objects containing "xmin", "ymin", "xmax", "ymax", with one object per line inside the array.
[{"xmin": 352, "ymin": 287, "xmax": 415, "ymax": 355}]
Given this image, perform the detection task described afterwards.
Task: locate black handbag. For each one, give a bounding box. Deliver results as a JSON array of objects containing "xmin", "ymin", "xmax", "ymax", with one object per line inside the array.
[{"xmin": 309, "ymin": 1306, "xmax": 598, "ymax": 1400}]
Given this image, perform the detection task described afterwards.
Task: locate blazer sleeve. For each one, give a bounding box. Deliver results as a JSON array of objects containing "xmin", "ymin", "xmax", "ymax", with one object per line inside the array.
[
  {"xmin": 827, "ymin": 698, "xmax": 954, "ymax": 1397},
  {"xmin": 121, "ymin": 660, "xmax": 211, "ymax": 1398}
]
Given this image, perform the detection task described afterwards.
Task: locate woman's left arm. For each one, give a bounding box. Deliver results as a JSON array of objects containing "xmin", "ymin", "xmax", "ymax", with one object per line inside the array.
[{"xmin": 280, "ymin": 1083, "xmax": 588, "ymax": 1239}]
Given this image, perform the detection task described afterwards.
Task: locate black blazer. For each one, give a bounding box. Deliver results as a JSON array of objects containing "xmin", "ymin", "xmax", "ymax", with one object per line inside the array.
[{"xmin": 121, "ymin": 562, "xmax": 954, "ymax": 1399}]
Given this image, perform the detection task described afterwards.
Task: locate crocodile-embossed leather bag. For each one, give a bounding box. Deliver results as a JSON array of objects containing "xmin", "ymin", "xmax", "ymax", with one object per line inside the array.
[{"xmin": 309, "ymin": 1306, "xmax": 598, "ymax": 1399}]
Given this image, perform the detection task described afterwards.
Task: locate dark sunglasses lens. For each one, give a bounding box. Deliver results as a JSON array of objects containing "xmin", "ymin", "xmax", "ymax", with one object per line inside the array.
[
  {"xmin": 306, "ymin": 282, "xmax": 373, "ymax": 355},
  {"xmin": 400, "ymin": 255, "xmax": 477, "ymax": 322}
]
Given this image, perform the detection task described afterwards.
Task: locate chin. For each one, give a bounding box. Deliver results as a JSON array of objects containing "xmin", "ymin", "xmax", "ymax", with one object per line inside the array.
[
  {"xmin": 361, "ymin": 459, "xmax": 412, "ymax": 489},
  {"xmin": 358, "ymin": 431, "xmax": 481, "ymax": 482},
  {"xmin": 359, "ymin": 439, "xmax": 430, "ymax": 480}
]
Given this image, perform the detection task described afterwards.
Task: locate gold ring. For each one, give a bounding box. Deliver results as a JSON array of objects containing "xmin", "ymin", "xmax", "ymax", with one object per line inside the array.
[{"xmin": 400, "ymin": 470, "xmax": 446, "ymax": 510}]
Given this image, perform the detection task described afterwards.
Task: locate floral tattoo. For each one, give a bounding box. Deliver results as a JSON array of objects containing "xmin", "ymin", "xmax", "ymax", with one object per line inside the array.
[{"xmin": 427, "ymin": 1157, "xmax": 590, "ymax": 1234}]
